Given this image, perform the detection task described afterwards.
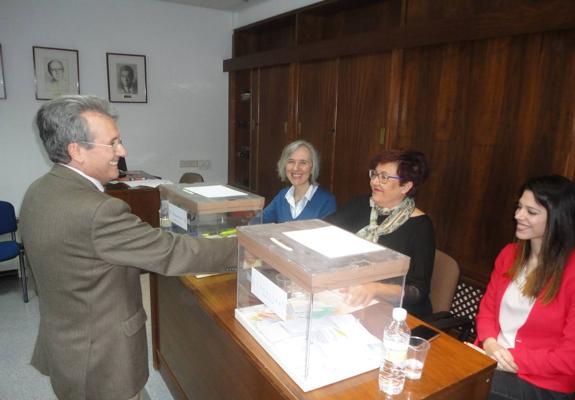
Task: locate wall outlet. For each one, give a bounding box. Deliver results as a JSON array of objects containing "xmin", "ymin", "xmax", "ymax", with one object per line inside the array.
[{"xmin": 179, "ymin": 160, "xmax": 198, "ymax": 168}]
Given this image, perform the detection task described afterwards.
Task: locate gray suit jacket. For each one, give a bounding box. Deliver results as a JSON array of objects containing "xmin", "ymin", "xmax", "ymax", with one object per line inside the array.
[{"xmin": 20, "ymin": 165, "xmax": 237, "ymax": 400}]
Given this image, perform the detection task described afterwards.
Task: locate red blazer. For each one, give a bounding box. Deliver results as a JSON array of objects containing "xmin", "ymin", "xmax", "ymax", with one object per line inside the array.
[{"xmin": 476, "ymin": 244, "xmax": 575, "ymax": 393}]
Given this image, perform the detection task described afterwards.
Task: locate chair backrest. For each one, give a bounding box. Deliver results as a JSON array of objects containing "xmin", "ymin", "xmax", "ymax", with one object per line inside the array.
[
  {"xmin": 179, "ymin": 172, "xmax": 204, "ymax": 184},
  {"xmin": 448, "ymin": 277, "xmax": 486, "ymax": 341},
  {"xmin": 429, "ymin": 250, "xmax": 460, "ymax": 313},
  {"xmin": 0, "ymin": 201, "xmax": 18, "ymax": 235}
]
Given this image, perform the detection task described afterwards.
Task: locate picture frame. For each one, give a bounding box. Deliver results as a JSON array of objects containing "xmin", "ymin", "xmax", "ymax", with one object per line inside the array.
[
  {"xmin": 0, "ymin": 44, "xmax": 6, "ymax": 99},
  {"xmin": 106, "ymin": 53, "xmax": 147, "ymax": 103},
  {"xmin": 33, "ymin": 46, "xmax": 80, "ymax": 100}
]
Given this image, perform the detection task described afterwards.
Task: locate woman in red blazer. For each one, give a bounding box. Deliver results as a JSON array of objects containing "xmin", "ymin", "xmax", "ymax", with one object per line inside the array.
[{"xmin": 476, "ymin": 175, "xmax": 575, "ymax": 399}]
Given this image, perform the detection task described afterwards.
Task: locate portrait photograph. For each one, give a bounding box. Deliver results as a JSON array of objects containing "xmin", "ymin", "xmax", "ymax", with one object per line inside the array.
[
  {"xmin": 107, "ymin": 53, "xmax": 147, "ymax": 103},
  {"xmin": 33, "ymin": 46, "xmax": 80, "ymax": 100},
  {"xmin": 0, "ymin": 44, "xmax": 6, "ymax": 99}
]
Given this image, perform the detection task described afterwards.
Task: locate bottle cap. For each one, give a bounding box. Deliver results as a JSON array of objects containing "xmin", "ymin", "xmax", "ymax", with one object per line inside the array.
[{"xmin": 392, "ymin": 307, "xmax": 407, "ymax": 321}]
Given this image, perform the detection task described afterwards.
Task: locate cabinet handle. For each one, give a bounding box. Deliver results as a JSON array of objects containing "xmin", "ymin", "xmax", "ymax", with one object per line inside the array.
[
  {"xmin": 379, "ymin": 128, "xmax": 386, "ymax": 145},
  {"xmin": 284, "ymin": 122, "xmax": 288, "ymax": 134}
]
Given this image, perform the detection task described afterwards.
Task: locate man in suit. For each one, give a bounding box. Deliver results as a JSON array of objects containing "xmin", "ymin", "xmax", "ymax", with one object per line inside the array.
[{"xmin": 20, "ymin": 95, "xmax": 237, "ymax": 400}]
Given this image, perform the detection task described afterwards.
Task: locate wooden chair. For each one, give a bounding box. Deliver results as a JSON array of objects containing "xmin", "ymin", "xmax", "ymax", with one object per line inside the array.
[
  {"xmin": 429, "ymin": 250, "xmax": 460, "ymax": 313},
  {"xmin": 179, "ymin": 172, "xmax": 204, "ymax": 184},
  {"xmin": 425, "ymin": 250, "xmax": 486, "ymax": 342}
]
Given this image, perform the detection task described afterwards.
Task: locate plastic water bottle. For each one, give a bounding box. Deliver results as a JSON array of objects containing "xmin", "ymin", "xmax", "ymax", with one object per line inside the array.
[{"xmin": 379, "ymin": 307, "xmax": 410, "ymax": 395}]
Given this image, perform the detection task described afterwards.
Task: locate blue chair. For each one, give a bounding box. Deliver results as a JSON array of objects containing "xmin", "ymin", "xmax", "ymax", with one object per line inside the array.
[{"xmin": 0, "ymin": 201, "xmax": 28, "ymax": 302}]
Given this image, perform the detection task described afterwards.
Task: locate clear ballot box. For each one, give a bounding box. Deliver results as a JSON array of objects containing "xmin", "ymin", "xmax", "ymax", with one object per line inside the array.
[
  {"xmin": 158, "ymin": 183, "xmax": 264, "ymax": 237},
  {"xmin": 234, "ymin": 219, "xmax": 410, "ymax": 392}
]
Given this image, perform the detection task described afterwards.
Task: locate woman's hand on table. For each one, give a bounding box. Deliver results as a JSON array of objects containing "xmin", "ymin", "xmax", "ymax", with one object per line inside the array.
[
  {"xmin": 483, "ymin": 337, "xmax": 518, "ymax": 373},
  {"xmin": 340, "ymin": 283, "xmax": 381, "ymax": 307}
]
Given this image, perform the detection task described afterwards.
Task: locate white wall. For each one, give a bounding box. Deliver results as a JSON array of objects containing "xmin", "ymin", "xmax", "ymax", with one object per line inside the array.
[{"xmin": 0, "ymin": 0, "xmax": 233, "ymax": 213}]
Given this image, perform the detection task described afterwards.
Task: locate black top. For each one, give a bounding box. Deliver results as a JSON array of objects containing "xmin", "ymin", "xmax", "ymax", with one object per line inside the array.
[{"xmin": 326, "ymin": 194, "xmax": 435, "ymax": 318}]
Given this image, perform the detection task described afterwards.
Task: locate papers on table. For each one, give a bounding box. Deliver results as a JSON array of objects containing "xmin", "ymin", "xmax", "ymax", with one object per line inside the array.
[
  {"xmin": 121, "ymin": 179, "xmax": 172, "ymax": 188},
  {"xmin": 183, "ymin": 185, "xmax": 247, "ymax": 198},
  {"xmin": 236, "ymin": 302, "xmax": 381, "ymax": 391},
  {"xmin": 283, "ymin": 225, "xmax": 382, "ymax": 258}
]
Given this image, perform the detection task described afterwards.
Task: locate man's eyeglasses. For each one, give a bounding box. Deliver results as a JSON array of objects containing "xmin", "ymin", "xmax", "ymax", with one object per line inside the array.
[
  {"xmin": 79, "ymin": 139, "xmax": 124, "ymax": 151},
  {"xmin": 368, "ymin": 169, "xmax": 400, "ymax": 183}
]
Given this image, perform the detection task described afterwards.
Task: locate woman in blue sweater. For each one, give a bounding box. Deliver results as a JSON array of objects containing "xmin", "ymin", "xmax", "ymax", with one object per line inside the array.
[{"xmin": 262, "ymin": 140, "xmax": 336, "ymax": 223}]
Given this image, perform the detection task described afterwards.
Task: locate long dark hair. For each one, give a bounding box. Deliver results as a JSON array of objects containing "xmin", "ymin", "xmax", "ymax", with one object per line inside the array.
[{"xmin": 508, "ymin": 175, "xmax": 575, "ymax": 303}]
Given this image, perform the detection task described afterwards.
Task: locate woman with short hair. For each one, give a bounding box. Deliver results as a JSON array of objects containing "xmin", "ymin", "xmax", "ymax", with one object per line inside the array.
[
  {"xmin": 327, "ymin": 149, "xmax": 435, "ymax": 318},
  {"xmin": 262, "ymin": 140, "xmax": 336, "ymax": 223}
]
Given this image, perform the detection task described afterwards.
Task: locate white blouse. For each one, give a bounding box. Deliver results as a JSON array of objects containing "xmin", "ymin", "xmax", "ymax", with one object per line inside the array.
[
  {"xmin": 497, "ymin": 268, "xmax": 536, "ymax": 349},
  {"xmin": 284, "ymin": 185, "xmax": 318, "ymax": 219}
]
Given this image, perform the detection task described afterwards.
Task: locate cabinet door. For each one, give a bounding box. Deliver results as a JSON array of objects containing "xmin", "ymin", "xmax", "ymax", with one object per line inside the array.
[
  {"xmin": 254, "ymin": 64, "xmax": 293, "ymax": 203},
  {"xmin": 393, "ymin": 32, "xmax": 575, "ymax": 281},
  {"xmin": 332, "ymin": 53, "xmax": 394, "ymax": 206},
  {"xmin": 296, "ymin": 60, "xmax": 338, "ymax": 190}
]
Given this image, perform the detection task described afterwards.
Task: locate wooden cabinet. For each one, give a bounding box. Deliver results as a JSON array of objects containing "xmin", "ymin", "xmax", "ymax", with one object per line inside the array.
[
  {"xmin": 296, "ymin": 59, "xmax": 338, "ymax": 189},
  {"xmin": 226, "ymin": 0, "xmax": 575, "ymax": 282},
  {"xmin": 333, "ymin": 52, "xmax": 396, "ymax": 206},
  {"xmin": 253, "ymin": 65, "xmax": 294, "ymax": 203},
  {"xmin": 228, "ymin": 70, "xmax": 252, "ymax": 190}
]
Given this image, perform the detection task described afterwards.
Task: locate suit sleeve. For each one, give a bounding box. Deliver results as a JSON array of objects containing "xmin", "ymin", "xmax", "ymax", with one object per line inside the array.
[{"xmin": 91, "ymin": 197, "xmax": 237, "ymax": 275}]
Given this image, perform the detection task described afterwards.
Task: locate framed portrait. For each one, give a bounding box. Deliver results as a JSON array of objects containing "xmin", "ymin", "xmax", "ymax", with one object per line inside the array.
[
  {"xmin": 0, "ymin": 44, "xmax": 5, "ymax": 99},
  {"xmin": 107, "ymin": 53, "xmax": 147, "ymax": 103},
  {"xmin": 33, "ymin": 46, "xmax": 80, "ymax": 100}
]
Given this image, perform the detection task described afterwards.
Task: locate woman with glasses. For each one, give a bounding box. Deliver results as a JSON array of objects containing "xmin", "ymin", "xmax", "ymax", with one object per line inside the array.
[
  {"xmin": 327, "ymin": 149, "xmax": 435, "ymax": 318},
  {"xmin": 262, "ymin": 140, "xmax": 337, "ymax": 223},
  {"xmin": 476, "ymin": 175, "xmax": 575, "ymax": 399}
]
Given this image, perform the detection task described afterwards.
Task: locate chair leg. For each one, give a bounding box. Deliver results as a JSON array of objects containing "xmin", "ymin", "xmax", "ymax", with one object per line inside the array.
[{"xmin": 19, "ymin": 251, "xmax": 28, "ymax": 303}]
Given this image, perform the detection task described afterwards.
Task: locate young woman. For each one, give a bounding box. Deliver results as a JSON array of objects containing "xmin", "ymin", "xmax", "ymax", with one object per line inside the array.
[
  {"xmin": 262, "ymin": 140, "xmax": 336, "ymax": 223},
  {"xmin": 476, "ymin": 175, "xmax": 575, "ymax": 399}
]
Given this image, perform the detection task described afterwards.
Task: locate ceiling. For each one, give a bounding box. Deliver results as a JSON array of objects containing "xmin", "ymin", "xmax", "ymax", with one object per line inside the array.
[{"xmin": 155, "ymin": 0, "xmax": 268, "ymax": 11}]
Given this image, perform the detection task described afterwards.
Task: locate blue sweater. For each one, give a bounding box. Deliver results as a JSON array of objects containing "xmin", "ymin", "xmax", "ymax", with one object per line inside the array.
[{"xmin": 262, "ymin": 186, "xmax": 337, "ymax": 223}]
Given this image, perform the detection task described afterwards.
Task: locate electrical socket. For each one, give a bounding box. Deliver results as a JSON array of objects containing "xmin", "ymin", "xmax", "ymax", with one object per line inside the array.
[{"xmin": 179, "ymin": 160, "xmax": 198, "ymax": 168}]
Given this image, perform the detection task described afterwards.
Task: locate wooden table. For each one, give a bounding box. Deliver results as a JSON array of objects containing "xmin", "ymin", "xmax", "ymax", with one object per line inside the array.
[{"xmin": 150, "ymin": 273, "xmax": 495, "ymax": 400}]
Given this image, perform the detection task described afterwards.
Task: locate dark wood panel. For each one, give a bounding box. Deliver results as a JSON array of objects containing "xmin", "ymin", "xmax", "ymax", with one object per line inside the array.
[
  {"xmin": 224, "ymin": 0, "xmax": 574, "ymax": 71},
  {"xmin": 228, "ymin": 70, "xmax": 252, "ymax": 189},
  {"xmin": 332, "ymin": 53, "xmax": 393, "ymax": 206},
  {"xmin": 297, "ymin": 0, "xmax": 402, "ymax": 45},
  {"xmin": 105, "ymin": 186, "xmax": 160, "ymax": 227},
  {"xmin": 296, "ymin": 60, "xmax": 338, "ymax": 190},
  {"xmin": 393, "ymin": 30, "xmax": 575, "ymax": 281},
  {"xmin": 254, "ymin": 65, "xmax": 294, "ymax": 203}
]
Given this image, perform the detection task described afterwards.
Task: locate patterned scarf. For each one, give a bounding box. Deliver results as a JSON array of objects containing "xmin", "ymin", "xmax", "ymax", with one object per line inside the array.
[{"xmin": 356, "ymin": 197, "xmax": 415, "ymax": 243}]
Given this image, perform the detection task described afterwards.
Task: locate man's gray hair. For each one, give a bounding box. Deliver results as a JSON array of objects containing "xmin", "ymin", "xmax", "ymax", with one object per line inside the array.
[
  {"xmin": 276, "ymin": 140, "xmax": 320, "ymax": 185},
  {"xmin": 35, "ymin": 95, "xmax": 118, "ymax": 164}
]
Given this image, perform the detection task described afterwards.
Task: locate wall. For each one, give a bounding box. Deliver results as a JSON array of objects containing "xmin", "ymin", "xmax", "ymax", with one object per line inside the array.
[{"xmin": 0, "ymin": 0, "xmax": 233, "ymax": 214}]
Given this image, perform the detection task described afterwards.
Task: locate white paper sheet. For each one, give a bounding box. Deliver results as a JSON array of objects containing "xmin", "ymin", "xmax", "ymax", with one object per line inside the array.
[
  {"xmin": 120, "ymin": 179, "xmax": 172, "ymax": 188},
  {"xmin": 183, "ymin": 185, "xmax": 247, "ymax": 198},
  {"xmin": 283, "ymin": 225, "xmax": 382, "ymax": 258}
]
